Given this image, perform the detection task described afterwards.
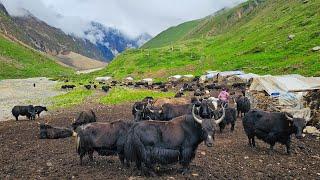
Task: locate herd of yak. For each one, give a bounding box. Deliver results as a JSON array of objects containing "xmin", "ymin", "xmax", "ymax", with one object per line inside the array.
[{"xmin": 9, "ymin": 78, "xmax": 311, "ymax": 176}]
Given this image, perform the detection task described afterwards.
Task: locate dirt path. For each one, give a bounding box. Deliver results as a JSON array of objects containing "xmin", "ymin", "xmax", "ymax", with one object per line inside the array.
[
  {"xmin": 0, "ymin": 102, "xmax": 319, "ymax": 179},
  {"xmin": 0, "ymin": 77, "xmax": 64, "ymax": 121}
]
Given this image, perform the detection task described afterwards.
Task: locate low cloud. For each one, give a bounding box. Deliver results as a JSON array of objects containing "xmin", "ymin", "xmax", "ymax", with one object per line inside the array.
[{"xmin": 1, "ymin": 0, "xmax": 245, "ymax": 38}]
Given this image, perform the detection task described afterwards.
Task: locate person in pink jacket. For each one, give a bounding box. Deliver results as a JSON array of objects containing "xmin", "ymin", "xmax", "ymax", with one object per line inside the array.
[{"xmin": 218, "ymin": 88, "xmax": 230, "ymax": 105}]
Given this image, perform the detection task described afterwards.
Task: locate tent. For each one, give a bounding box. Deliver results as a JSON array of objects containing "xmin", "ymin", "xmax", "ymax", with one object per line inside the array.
[
  {"xmin": 168, "ymin": 75, "xmax": 182, "ymax": 81},
  {"xmin": 249, "ymin": 74, "xmax": 320, "ymax": 109},
  {"xmin": 95, "ymin": 76, "xmax": 112, "ymax": 82},
  {"xmin": 124, "ymin": 77, "xmax": 134, "ymax": 82},
  {"xmin": 142, "ymin": 78, "xmax": 153, "ymax": 85},
  {"xmin": 235, "ymin": 73, "xmax": 260, "ymax": 83},
  {"xmin": 217, "ymin": 71, "xmax": 244, "ymax": 82}
]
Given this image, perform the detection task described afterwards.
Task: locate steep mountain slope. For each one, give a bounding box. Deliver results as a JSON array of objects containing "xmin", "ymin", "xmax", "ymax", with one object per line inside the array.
[
  {"xmin": 0, "ymin": 7, "xmax": 106, "ymax": 61},
  {"xmin": 0, "ymin": 3, "xmax": 152, "ymax": 62},
  {"xmin": 99, "ymin": 0, "xmax": 320, "ymax": 79},
  {"xmin": 0, "ymin": 34, "xmax": 73, "ymax": 79},
  {"xmin": 56, "ymin": 51, "xmax": 106, "ymax": 71},
  {"xmin": 142, "ymin": 19, "xmax": 201, "ymax": 48},
  {"xmin": 142, "ymin": 0, "xmax": 265, "ymax": 48},
  {"xmin": 87, "ymin": 22, "xmax": 151, "ymax": 60}
]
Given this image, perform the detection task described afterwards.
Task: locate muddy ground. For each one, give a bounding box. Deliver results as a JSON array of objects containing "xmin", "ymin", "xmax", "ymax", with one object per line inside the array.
[{"xmin": 0, "ymin": 101, "xmax": 319, "ymax": 179}]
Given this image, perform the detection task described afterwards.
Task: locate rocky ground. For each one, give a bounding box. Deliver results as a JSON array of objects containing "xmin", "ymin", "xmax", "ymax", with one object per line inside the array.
[
  {"xmin": 0, "ymin": 77, "xmax": 63, "ymax": 121},
  {"xmin": 0, "ymin": 101, "xmax": 319, "ymax": 179}
]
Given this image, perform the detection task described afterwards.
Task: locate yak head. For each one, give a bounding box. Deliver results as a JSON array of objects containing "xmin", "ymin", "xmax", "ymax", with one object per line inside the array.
[
  {"xmin": 43, "ymin": 106, "xmax": 48, "ymax": 111},
  {"xmin": 285, "ymin": 113, "xmax": 308, "ymax": 139},
  {"xmin": 192, "ymin": 104, "xmax": 226, "ymax": 147},
  {"xmin": 133, "ymin": 105, "xmax": 146, "ymax": 122},
  {"xmin": 39, "ymin": 123, "xmax": 51, "ymax": 139},
  {"xmin": 145, "ymin": 105, "xmax": 162, "ymax": 120},
  {"xmin": 198, "ymin": 99, "xmax": 213, "ymax": 119}
]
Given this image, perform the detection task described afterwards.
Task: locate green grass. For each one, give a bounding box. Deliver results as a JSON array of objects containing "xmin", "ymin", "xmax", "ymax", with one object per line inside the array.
[
  {"xmin": 99, "ymin": 87, "xmax": 175, "ymax": 105},
  {"xmin": 0, "ymin": 35, "xmax": 73, "ymax": 80},
  {"xmin": 94, "ymin": 0, "xmax": 320, "ymax": 80},
  {"xmin": 142, "ymin": 19, "xmax": 201, "ymax": 48},
  {"xmin": 49, "ymin": 89, "xmax": 93, "ymax": 109}
]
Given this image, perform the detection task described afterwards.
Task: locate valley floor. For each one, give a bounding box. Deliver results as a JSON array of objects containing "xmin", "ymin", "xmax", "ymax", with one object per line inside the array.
[
  {"xmin": 0, "ymin": 101, "xmax": 319, "ymax": 179},
  {"xmin": 0, "ymin": 77, "xmax": 63, "ymax": 121}
]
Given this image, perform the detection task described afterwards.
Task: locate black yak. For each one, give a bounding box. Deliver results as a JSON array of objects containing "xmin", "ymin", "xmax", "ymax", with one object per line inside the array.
[
  {"xmin": 12, "ymin": 105, "xmax": 36, "ymax": 121},
  {"xmin": 243, "ymin": 110, "xmax": 309, "ymax": 154},
  {"xmin": 76, "ymin": 121, "xmax": 133, "ymax": 165},
  {"xmin": 72, "ymin": 110, "xmax": 96, "ymax": 130},
  {"xmin": 124, "ymin": 105, "xmax": 225, "ymax": 175},
  {"xmin": 39, "ymin": 123, "xmax": 74, "ymax": 139},
  {"xmin": 34, "ymin": 106, "xmax": 48, "ymax": 118}
]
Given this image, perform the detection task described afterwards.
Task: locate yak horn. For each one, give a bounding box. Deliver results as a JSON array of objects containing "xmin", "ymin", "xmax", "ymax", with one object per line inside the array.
[
  {"xmin": 135, "ymin": 106, "xmax": 142, "ymax": 112},
  {"xmin": 214, "ymin": 105, "xmax": 226, "ymax": 124},
  {"xmin": 192, "ymin": 105, "xmax": 203, "ymax": 124},
  {"xmin": 285, "ymin": 113, "xmax": 293, "ymax": 121}
]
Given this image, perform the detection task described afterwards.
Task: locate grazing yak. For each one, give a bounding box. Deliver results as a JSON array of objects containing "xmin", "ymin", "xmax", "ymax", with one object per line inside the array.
[
  {"xmin": 84, "ymin": 85, "xmax": 91, "ymax": 90},
  {"xmin": 61, "ymin": 85, "xmax": 76, "ymax": 90},
  {"xmin": 76, "ymin": 121, "xmax": 133, "ymax": 165},
  {"xmin": 12, "ymin": 105, "xmax": 36, "ymax": 121},
  {"xmin": 132, "ymin": 97, "xmax": 155, "ymax": 119},
  {"xmin": 102, "ymin": 85, "xmax": 110, "ymax": 92},
  {"xmin": 243, "ymin": 110, "xmax": 310, "ymax": 154},
  {"xmin": 34, "ymin": 106, "xmax": 48, "ymax": 118},
  {"xmin": 124, "ymin": 105, "xmax": 226, "ymax": 175},
  {"xmin": 72, "ymin": 110, "xmax": 97, "ymax": 130},
  {"xmin": 135, "ymin": 97, "xmax": 204, "ymax": 122},
  {"xmin": 39, "ymin": 123, "xmax": 74, "ymax": 139},
  {"xmin": 174, "ymin": 91, "xmax": 184, "ymax": 98},
  {"xmin": 215, "ymin": 106, "xmax": 237, "ymax": 132},
  {"xmin": 236, "ymin": 96, "xmax": 251, "ymax": 117}
]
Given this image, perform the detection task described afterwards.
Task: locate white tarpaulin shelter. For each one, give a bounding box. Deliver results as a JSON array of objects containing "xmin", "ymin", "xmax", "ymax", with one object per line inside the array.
[
  {"xmin": 124, "ymin": 77, "xmax": 134, "ymax": 81},
  {"xmin": 217, "ymin": 71, "xmax": 245, "ymax": 82},
  {"xmin": 168, "ymin": 75, "xmax": 182, "ymax": 81},
  {"xmin": 250, "ymin": 74, "xmax": 320, "ymax": 109},
  {"xmin": 95, "ymin": 76, "xmax": 112, "ymax": 82},
  {"xmin": 206, "ymin": 71, "xmax": 219, "ymax": 79},
  {"xmin": 183, "ymin": 74, "xmax": 194, "ymax": 78},
  {"xmin": 218, "ymin": 71, "xmax": 245, "ymax": 77},
  {"xmin": 235, "ymin": 73, "xmax": 260, "ymax": 83},
  {"xmin": 142, "ymin": 78, "xmax": 153, "ymax": 85}
]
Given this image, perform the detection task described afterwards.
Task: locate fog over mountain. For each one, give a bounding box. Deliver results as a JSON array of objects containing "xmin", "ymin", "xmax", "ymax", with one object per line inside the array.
[{"xmin": 1, "ymin": 0, "xmax": 244, "ymax": 40}]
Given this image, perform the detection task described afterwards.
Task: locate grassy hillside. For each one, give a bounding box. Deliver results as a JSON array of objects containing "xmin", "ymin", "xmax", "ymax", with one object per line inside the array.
[
  {"xmin": 0, "ymin": 35, "xmax": 73, "ymax": 79},
  {"xmin": 97, "ymin": 0, "xmax": 320, "ymax": 80},
  {"xmin": 142, "ymin": 20, "xmax": 201, "ymax": 48},
  {"xmin": 142, "ymin": 0, "xmax": 265, "ymax": 48}
]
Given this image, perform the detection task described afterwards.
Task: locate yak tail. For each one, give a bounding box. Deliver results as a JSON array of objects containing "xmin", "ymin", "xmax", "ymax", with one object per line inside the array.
[
  {"xmin": 90, "ymin": 109, "xmax": 97, "ymax": 121},
  {"xmin": 124, "ymin": 128, "xmax": 146, "ymax": 163},
  {"xmin": 76, "ymin": 135, "xmax": 80, "ymax": 155},
  {"xmin": 76, "ymin": 128, "xmax": 84, "ymax": 155}
]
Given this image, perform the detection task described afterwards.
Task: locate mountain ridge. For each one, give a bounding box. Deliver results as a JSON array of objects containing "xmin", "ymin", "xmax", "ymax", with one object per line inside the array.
[
  {"xmin": 0, "ymin": 3, "xmax": 152, "ymax": 62},
  {"xmin": 100, "ymin": 0, "xmax": 320, "ymax": 80}
]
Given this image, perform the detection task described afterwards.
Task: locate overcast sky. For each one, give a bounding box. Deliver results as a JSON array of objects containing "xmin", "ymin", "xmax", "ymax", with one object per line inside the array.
[{"xmin": 1, "ymin": 0, "xmax": 244, "ymax": 38}]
